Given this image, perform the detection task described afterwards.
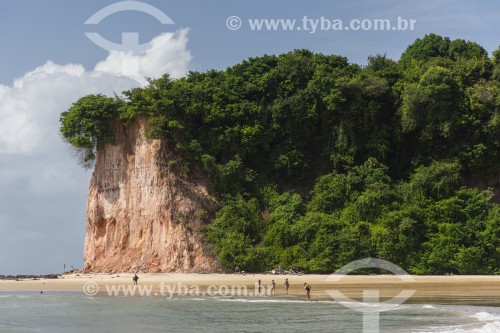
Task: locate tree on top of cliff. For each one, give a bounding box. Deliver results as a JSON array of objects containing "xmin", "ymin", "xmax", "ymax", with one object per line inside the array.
[
  {"xmin": 60, "ymin": 36, "xmax": 500, "ymax": 186},
  {"xmin": 60, "ymin": 94, "xmax": 123, "ymax": 168}
]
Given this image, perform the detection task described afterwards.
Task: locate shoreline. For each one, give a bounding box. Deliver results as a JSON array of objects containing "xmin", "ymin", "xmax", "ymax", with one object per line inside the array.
[{"xmin": 2, "ymin": 273, "xmax": 500, "ymax": 305}]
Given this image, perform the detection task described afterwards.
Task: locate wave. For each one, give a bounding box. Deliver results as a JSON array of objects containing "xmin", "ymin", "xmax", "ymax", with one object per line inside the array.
[
  {"xmin": 0, "ymin": 323, "xmax": 43, "ymax": 332},
  {"xmin": 470, "ymin": 321, "xmax": 500, "ymax": 333},
  {"xmin": 473, "ymin": 312, "xmax": 500, "ymax": 322},
  {"xmin": 216, "ymin": 298, "xmax": 337, "ymax": 304},
  {"xmin": 0, "ymin": 292, "xmax": 80, "ymax": 299},
  {"xmin": 468, "ymin": 312, "xmax": 500, "ymax": 333},
  {"xmin": 412, "ymin": 311, "xmax": 500, "ymax": 333}
]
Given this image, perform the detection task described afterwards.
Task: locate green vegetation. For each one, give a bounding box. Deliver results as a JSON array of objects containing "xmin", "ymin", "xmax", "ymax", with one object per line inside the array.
[
  {"xmin": 60, "ymin": 34, "xmax": 500, "ymax": 274},
  {"xmin": 60, "ymin": 94, "xmax": 123, "ymax": 168}
]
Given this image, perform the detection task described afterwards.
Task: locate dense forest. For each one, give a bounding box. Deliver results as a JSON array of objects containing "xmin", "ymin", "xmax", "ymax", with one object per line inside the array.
[{"xmin": 60, "ymin": 34, "xmax": 500, "ymax": 274}]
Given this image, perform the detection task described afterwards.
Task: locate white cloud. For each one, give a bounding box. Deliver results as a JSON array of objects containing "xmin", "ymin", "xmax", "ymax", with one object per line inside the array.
[
  {"xmin": 0, "ymin": 28, "xmax": 191, "ymax": 155},
  {"xmin": 94, "ymin": 29, "xmax": 192, "ymax": 84},
  {"xmin": 0, "ymin": 62, "xmax": 135, "ymax": 154},
  {"xmin": 0, "ymin": 29, "xmax": 192, "ymax": 274}
]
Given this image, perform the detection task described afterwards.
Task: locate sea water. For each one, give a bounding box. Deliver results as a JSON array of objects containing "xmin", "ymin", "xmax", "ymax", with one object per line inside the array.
[{"xmin": 1, "ymin": 292, "xmax": 500, "ymax": 333}]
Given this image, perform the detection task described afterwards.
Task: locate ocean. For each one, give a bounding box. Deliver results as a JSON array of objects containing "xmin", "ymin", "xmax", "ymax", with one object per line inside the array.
[{"xmin": 1, "ymin": 292, "xmax": 500, "ymax": 333}]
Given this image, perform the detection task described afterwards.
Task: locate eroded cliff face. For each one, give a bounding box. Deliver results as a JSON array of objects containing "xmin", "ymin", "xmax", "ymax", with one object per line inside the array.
[{"xmin": 84, "ymin": 118, "xmax": 219, "ymax": 273}]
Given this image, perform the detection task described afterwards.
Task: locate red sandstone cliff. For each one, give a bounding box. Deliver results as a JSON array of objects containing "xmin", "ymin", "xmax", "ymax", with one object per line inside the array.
[{"xmin": 83, "ymin": 118, "xmax": 219, "ymax": 273}]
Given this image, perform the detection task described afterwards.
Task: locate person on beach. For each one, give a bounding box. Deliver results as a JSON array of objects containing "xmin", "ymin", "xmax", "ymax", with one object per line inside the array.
[
  {"xmin": 304, "ymin": 283, "xmax": 311, "ymax": 299},
  {"xmin": 271, "ymin": 280, "xmax": 276, "ymax": 294},
  {"xmin": 133, "ymin": 274, "xmax": 139, "ymax": 285},
  {"xmin": 284, "ymin": 278, "xmax": 289, "ymax": 295},
  {"xmin": 258, "ymin": 279, "xmax": 262, "ymax": 294}
]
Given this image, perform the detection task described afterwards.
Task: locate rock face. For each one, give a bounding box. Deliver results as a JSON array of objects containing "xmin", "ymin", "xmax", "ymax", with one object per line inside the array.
[{"xmin": 84, "ymin": 118, "xmax": 219, "ymax": 273}]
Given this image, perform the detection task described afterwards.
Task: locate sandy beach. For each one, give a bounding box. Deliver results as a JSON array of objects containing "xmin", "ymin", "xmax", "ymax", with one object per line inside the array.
[{"xmin": 2, "ymin": 273, "xmax": 500, "ymax": 305}]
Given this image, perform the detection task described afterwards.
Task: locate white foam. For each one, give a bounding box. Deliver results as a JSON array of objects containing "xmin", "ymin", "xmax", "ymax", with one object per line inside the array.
[
  {"xmin": 470, "ymin": 321, "xmax": 500, "ymax": 333},
  {"xmin": 467, "ymin": 312, "xmax": 500, "ymax": 333},
  {"xmin": 473, "ymin": 312, "xmax": 500, "ymax": 322},
  {"xmin": 420, "ymin": 313, "xmax": 500, "ymax": 333},
  {"xmin": 411, "ymin": 310, "xmax": 500, "ymax": 333}
]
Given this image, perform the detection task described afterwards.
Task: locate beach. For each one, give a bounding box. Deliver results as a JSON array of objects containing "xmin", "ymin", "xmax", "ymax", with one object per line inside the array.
[
  {"xmin": 2, "ymin": 273, "xmax": 500, "ymax": 305},
  {"xmin": 3, "ymin": 274, "xmax": 500, "ymax": 332}
]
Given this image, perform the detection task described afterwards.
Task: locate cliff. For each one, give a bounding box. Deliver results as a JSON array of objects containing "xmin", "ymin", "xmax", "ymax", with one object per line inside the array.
[{"xmin": 83, "ymin": 118, "xmax": 219, "ymax": 273}]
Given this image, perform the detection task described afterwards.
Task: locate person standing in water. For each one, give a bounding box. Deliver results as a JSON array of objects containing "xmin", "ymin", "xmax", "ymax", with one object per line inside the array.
[
  {"xmin": 271, "ymin": 280, "xmax": 276, "ymax": 294},
  {"xmin": 304, "ymin": 283, "xmax": 311, "ymax": 299},
  {"xmin": 257, "ymin": 279, "xmax": 262, "ymax": 294},
  {"xmin": 133, "ymin": 274, "xmax": 139, "ymax": 285},
  {"xmin": 284, "ymin": 278, "xmax": 289, "ymax": 295}
]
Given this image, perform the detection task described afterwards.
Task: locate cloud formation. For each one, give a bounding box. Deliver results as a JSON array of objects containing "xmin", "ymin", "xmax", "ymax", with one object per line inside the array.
[
  {"xmin": 0, "ymin": 29, "xmax": 192, "ymax": 274},
  {"xmin": 0, "ymin": 29, "xmax": 191, "ymax": 155},
  {"xmin": 94, "ymin": 30, "xmax": 192, "ymax": 84}
]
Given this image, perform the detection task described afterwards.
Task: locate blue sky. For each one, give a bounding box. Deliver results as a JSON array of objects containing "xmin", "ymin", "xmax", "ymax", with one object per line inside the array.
[
  {"xmin": 2, "ymin": 0, "xmax": 500, "ymax": 84},
  {"xmin": 0, "ymin": 0, "xmax": 499, "ymax": 274}
]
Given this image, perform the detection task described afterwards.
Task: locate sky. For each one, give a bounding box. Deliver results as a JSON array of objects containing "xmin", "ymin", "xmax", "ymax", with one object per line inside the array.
[{"xmin": 0, "ymin": 0, "xmax": 499, "ymax": 275}]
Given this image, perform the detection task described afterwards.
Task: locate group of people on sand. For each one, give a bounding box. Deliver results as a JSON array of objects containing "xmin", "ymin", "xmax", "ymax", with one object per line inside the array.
[
  {"xmin": 257, "ymin": 278, "xmax": 311, "ymax": 299},
  {"xmin": 131, "ymin": 273, "xmax": 312, "ymax": 299}
]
